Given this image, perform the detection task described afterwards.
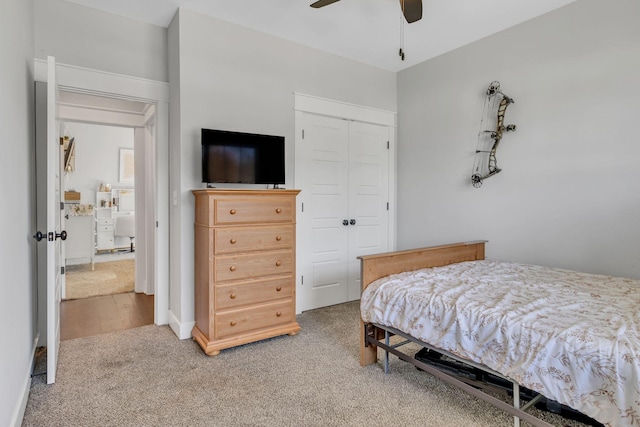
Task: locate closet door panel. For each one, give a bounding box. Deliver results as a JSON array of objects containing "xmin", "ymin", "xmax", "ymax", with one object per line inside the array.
[
  {"xmin": 347, "ymin": 121, "xmax": 390, "ymax": 301},
  {"xmin": 296, "ymin": 114, "xmax": 349, "ymax": 311}
]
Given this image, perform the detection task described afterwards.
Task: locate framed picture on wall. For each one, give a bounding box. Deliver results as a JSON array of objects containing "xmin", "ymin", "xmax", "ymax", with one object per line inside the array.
[{"xmin": 119, "ymin": 148, "xmax": 134, "ymax": 183}]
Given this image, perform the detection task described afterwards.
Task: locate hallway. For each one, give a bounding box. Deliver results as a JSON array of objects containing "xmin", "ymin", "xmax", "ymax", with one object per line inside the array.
[{"xmin": 61, "ymin": 292, "xmax": 154, "ymax": 341}]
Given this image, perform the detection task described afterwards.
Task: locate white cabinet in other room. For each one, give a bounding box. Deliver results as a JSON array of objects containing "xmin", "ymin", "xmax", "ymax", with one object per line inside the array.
[{"xmin": 95, "ymin": 191, "xmax": 115, "ymax": 251}]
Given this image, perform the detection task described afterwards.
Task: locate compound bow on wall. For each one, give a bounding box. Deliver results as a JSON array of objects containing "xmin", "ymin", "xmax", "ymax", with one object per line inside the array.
[{"xmin": 471, "ymin": 81, "xmax": 516, "ymax": 188}]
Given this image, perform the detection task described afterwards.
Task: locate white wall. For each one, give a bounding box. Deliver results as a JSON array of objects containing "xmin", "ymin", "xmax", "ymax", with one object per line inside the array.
[
  {"xmin": 34, "ymin": 0, "xmax": 168, "ymax": 82},
  {"xmin": 62, "ymin": 122, "xmax": 135, "ymax": 204},
  {"xmin": 168, "ymin": 8, "xmax": 397, "ymax": 336},
  {"xmin": 397, "ymin": 0, "xmax": 640, "ymax": 279},
  {"xmin": 0, "ymin": 0, "xmax": 36, "ymax": 425}
]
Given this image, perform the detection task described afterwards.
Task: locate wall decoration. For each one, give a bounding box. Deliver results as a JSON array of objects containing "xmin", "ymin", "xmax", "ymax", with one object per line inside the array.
[
  {"xmin": 119, "ymin": 148, "xmax": 135, "ymax": 183},
  {"xmin": 471, "ymin": 81, "xmax": 516, "ymax": 188},
  {"xmin": 62, "ymin": 136, "xmax": 75, "ymax": 173}
]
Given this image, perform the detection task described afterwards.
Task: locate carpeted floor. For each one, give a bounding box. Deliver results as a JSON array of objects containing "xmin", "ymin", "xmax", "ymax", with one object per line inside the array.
[
  {"xmin": 23, "ymin": 301, "xmax": 592, "ymax": 427},
  {"xmin": 65, "ymin": 259, "xmax": 134, "ymax": 300}
]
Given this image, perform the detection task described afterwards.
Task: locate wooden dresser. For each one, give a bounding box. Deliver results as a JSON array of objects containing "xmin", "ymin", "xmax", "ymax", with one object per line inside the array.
[{"xmin": 192, "ymin": 189, "xmax": 301, "ymax": 356}]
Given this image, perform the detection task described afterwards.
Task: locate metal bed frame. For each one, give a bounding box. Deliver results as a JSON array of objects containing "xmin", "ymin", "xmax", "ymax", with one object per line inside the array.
[{"xmin": 364, "ymin": 322, "xmax": 552, "ymax": 427}]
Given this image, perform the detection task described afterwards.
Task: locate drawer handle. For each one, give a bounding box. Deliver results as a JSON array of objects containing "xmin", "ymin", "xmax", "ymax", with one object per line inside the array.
[
  {"xmin": 275, "ymin": 235, "xmax": 282, "ymax": 241},
  {"xmin": 275, "ymin": 261, "xmax": 282, "ymax": 267},
  {"xmin": 230, "ymin": 293, "xmax": 237, "ymax": 299},
  {"xmin": 275, "ymin": 208, "xmax": 282, "ymax": 214},
  {"xmin": 276, "ymin": 286, "xmax": 282, "ymax": 292},
  {"xmin": 230, "ymin": 238, "xmax": 236, "ymax": 244},
  {"xmin": 276, "ymin": 312, "xmax": 282, "ymax": 317},
  {"xmin": 230, "ymin": 320, "xmax": 237, "ymax": 326},
  {"xmin": 230, "ymin": 266, "xmax": 236, "ymax": 272},
  {"xmin": 229, "ymin": 209, "xmax": 236, "ymax": 215}
]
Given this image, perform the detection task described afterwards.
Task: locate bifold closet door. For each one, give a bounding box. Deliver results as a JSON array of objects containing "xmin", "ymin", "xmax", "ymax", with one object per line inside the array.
[
  {"xmin": 296, "ymin": 113, "xmax": 389, "ymax": 312},
  {"xmin": 346, "ymin": 120, "xmax": 390, "ymax": 301},
  {"xmin": 296, "ymin": 114, "xmax": 350, "ymax": 311}
]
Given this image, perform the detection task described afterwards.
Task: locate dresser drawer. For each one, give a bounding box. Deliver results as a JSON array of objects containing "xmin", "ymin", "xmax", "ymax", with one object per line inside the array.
[
  {"xmin": 97, "ymin": 218, "xmax": 113, "ymax": 226},
  {"xmin": 215, "ymin": 250, "xmax": 293, "ymax": 282},
  {"xmin": 215, "ymin": 300, "xmax": 294, "ymax": 339},
  {"xmin": 97, "ymin": 225, "xmax": 113, "ymax": 233},
  {"xmin": 214, "ymin": 198, "xmax": 294, "ymax": 225},
  {"xmin": 215, "ymin": 277, "xmax": 293, "ymax": 310},
  {"xmin": 214, "ymin": 225, "xmax": 293, "ymax": 255}
]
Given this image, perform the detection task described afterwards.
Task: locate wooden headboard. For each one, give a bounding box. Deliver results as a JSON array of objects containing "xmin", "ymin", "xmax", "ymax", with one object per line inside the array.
[
  {"xmin": 358, "ymin": 240, "xmax": 486, "ymax": 292},
  {"xmin": 358, "ymin": 240, "xmax": 487, "ymax": 365}
]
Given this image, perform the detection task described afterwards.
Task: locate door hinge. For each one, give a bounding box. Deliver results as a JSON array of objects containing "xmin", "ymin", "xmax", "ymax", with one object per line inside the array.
[
  {"xmin": 301, "ymin": 275, "xmax": 304, "ymax": 285},
  {"xmin": 387, "ymin": 141, "xmax": 389, "ymax": 149},
  {"xmin": 60, "ymin": 202, "xmax": 64, "ymax": 210},
  {"xmin": 387, "ymin": 202, "xmax": 389, "ymax": 211},
  {"xmin": 156, "ymin": 221, "xmax": 159, "ymax": 228},
  {"xmin": 61, "ymin": 266, "xmax": 65, "ymax": 275},
  {"xmin": 302, "ymin": 129, "xmax": 305, "ymax": 139},
  {"xmin": 301, "ymin": 202, "xmax": 304, "ymax": 213}
]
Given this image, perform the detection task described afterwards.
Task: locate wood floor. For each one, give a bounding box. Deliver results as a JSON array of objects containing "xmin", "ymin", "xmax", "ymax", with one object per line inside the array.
[{"xmin": 61, "ymin": 292, "xmax": 154, "ymax": 341}]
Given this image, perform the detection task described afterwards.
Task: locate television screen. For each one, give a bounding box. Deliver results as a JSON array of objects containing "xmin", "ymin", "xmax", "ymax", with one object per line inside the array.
[{"xmin": 202, "ymin": 129, "xmax": 285, "ymax": 185}]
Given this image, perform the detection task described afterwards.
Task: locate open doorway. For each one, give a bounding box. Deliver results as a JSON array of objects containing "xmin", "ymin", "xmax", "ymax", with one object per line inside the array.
[
  {"xmin": 34, "ymin": 58, "xmax": 170, "ymax": 361},
  {"xmin": 57, "ymin": 92, "xmax": 155, "ymax": 341}
]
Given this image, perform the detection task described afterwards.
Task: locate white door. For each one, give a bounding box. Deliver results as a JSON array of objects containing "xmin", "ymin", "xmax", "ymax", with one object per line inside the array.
[
  {"xmin": 36, "ymin": 56, "xmax": 63, "ymax": 384},
  {"xmin": 296, "ymin": 113, "xmax": 390, "ymax": 312},
  {"xmin": 47, "ymin": 56, "xmax": 63, "ymax": 384},
  {"xmin": 347, "ymin": 121, "xmax": 390, "ymax": 301},
  {"xmin": 296, "ymin": 114, "xmax": 350, "ymax": 311}
]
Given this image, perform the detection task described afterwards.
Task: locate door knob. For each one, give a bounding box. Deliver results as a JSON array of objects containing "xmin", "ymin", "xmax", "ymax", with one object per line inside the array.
[
  {"xmin": 350, "ymin": 219, "xmax": 356, "ymax": 225},
  {"xmin": 342, "ymin": 219, "xmax": 348, "ymax": 226},
  {"xmin": 33, "ymin": 230, "xmax": 67, "ymax": 241}
]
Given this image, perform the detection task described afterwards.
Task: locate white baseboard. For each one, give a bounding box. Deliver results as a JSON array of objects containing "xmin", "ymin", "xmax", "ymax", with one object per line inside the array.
[
  {"xmin": 12, "ymin": 335, "xmax": 39, "ymax": 427},
  {"xmin": 168, "ymin": 310, "xmax": 195, "ymax": 340}
]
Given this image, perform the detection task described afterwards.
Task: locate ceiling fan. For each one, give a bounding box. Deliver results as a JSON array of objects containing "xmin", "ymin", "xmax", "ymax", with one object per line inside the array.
[{"xmin": 310, "ymin": 0, "xmax": 423, "ymax": 24}]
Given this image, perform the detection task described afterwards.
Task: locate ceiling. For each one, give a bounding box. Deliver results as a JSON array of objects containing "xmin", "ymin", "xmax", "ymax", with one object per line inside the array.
[{"xmin": 64, "ymin": 0, "xmax": 576, "ymax": 72}]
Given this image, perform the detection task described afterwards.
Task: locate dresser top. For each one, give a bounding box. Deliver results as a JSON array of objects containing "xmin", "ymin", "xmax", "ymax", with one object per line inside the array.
[{"xmin": 192, "ymin": 189, "xmax": 300, "ymax": 196}]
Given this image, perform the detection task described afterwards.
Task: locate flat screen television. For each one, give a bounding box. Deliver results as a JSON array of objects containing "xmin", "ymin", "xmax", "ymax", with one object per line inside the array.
[{"xmin": 201, "ymin": 128, "xmax": 285, "ymax": 185}]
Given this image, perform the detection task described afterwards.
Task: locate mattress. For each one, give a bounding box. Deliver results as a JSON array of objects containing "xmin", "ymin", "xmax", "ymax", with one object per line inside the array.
[{"xmin": 360, "ymin": 260, "xmax": 640, "ymax": 427}]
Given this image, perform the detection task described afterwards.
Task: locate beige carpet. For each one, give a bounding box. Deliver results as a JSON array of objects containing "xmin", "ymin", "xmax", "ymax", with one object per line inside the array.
[
  {"xmin": 24, "ymin": 301, "xmax": 594, "ymax": 427},
  {"xmin": 64, "ymin": 259, "xmax": 134, "ymax": 300}
]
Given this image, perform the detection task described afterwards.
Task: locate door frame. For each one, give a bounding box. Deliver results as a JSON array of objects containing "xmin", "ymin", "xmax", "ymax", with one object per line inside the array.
[
  {"xmin": 293, "ymin": 93, "xmax": 397, "ymax": 312},
  {"xmin": 34, "ymin": 59, "xmax": 170, "ymax": 325}
]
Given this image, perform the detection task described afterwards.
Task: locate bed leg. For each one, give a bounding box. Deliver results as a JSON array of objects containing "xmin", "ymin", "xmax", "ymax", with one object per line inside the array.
[
  {"xmin": 513, "ymin": 382, "xmax": 520, "ymax": 427},
  {"xmin": 360, "ymin": 320, "xmax": 377, "ymax": 366},
  {"xmin": 384, "ymin": 330, "xmax": 390, "ymax": 374}
]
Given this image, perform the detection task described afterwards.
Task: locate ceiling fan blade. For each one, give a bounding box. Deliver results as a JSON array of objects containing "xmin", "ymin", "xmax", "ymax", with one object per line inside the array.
[
  {"xmin": 400, "ymin": 0, "xmax": 422, "ymax": 23},
  {"xmin": 310, "ymin": 0, "xmax": 342, "ymax": 8}
]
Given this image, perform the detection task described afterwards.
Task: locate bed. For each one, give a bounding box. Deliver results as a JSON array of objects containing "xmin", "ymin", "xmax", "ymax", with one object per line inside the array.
[{"xmin": 358, "ymin": 241, "xmax": 640, "ymax": 427}]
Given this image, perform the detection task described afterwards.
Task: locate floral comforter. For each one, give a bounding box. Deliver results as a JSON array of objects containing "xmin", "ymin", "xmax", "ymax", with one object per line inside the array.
[{"xmin": 360, "ymin": 260, "xmax": 640, "ymax": 427}]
